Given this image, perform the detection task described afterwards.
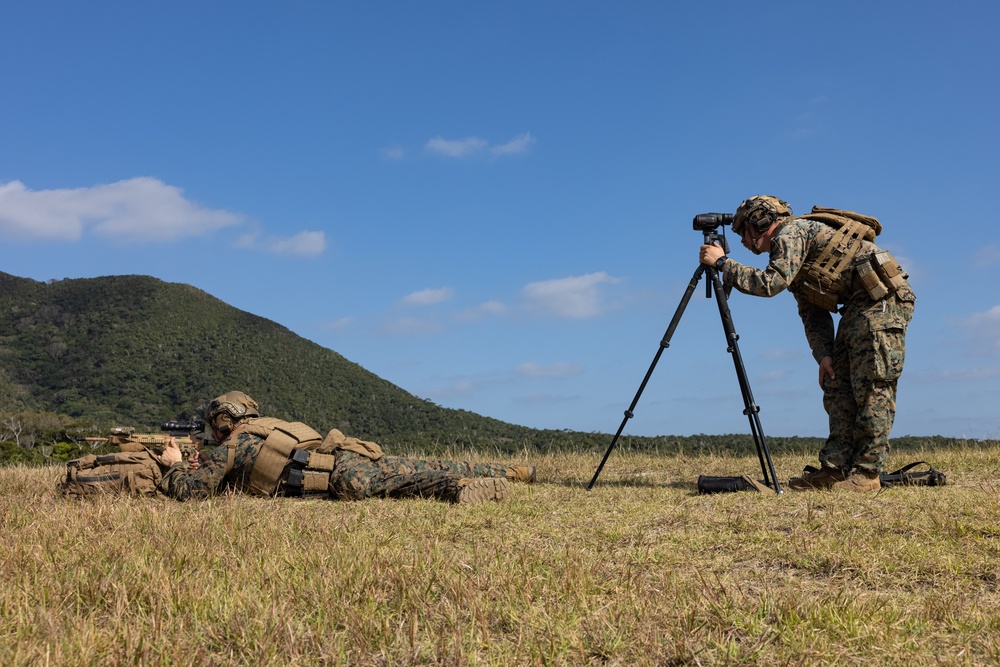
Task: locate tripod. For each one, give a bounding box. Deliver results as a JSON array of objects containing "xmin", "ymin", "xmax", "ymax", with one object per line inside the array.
[{"xmin": 587, "ymin": 226, "xmax": 782, "ymax": 493}]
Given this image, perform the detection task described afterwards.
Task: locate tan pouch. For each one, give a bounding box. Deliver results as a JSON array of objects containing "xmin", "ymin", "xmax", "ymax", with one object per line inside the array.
[
  {"xmin": 855, "ymin": 256, "xmax": 890, "ymax": 300},
  {"xmin": 321, "ymin": 428, "xmax": 384, "ymax": 460},
  {"xmin": 871, "ymin": 250, "xmax": 907, "ymax": 292}
]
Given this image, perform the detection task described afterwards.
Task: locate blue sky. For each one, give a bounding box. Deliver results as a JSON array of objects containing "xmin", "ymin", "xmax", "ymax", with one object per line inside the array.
[{"xmin": 2, "ymin": 1, "xmax": 998, "ymax": 440}]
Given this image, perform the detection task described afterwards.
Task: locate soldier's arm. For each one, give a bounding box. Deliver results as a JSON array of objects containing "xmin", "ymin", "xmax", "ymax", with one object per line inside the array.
[
  {"xmin": 158, "ymin": 439, "xmax": 233, "ymax": 501},
  {"xmin": 722, "ymin": 228, "xmax": 806, "ymax": 297},
  {"xmin": 795, "ymin": 292, "xmax": 836, "ymax": 363}
]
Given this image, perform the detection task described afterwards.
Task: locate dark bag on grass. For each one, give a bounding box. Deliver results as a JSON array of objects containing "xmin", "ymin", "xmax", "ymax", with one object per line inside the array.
[
  {"xmin": 60, "ymin": 450, "xmax": 164, "ymax": 498},
  {"xmin": 879, "ymin": 461, "xmax": 946, "ymax": 488},
  {"xmin": 697, "ymin": 474, "xmax": 773, "ymax": 494}
]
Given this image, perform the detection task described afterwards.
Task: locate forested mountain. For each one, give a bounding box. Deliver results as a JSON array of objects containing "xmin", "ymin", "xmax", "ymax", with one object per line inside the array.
[{"xmin": 0, "ymin": 271, "xmax": 557, "ymax": 451}]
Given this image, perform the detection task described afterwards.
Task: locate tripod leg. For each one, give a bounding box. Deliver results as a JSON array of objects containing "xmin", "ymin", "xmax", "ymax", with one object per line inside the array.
[
  {"xmin": 707, "ymin": 268, "xmax": 783, "ymax": 493},
  {"xmin": 587, "ymin": 265, "xmax": 708, "ymax": 490}
]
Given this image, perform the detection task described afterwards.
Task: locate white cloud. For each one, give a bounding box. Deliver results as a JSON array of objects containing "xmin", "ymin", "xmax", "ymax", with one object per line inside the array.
[
  {"xmin": 235, "ymin": 229, "xmax": 327, "ymax": 258},
  {"xmin": 269, "ymin": 231, "xmax": 326, "ymax": 258},
  {"xmin": 973, "ymin": 244, "xmax": 1000, "ymax": 269},
  {"xmin": 424, "ymin": 132, "xmax": 535, "ymax": 158},
  {"xmin": 964, "ymin": 305, "xmax": 1000, "ymax": 327},
  {"xmin": 425, "ymin": 136, "xmax": 488, "ymax": 158},
  {"xmin": 454, "ymin": 300, "xmax": 507, "ymax": 321},
  {"xmin": 491, "ymin": 132, "xmax": 535, "ymax": 155},
  {"xmin": 0, "ymin": 178, "xmax": 243, "ymax": 242},
  {"xmin": 381, "ymin": 145, "xmax": 405, "ymax": 160},
  {"xmin": 402, "ymin": 287, "xmax": 455, "ymax": 306},
  {"xmin": 522, "ymin": 271, "xmax": 622, "ymax": 319},
  {"xmin": 514, "ymin": 362, "xmax": 584, "ymax": 379}
]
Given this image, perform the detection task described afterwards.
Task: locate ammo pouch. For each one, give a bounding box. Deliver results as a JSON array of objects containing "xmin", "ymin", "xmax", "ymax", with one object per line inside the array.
[
  {"xmin": 239, "ymin": 418, "xmax": 324, "ymax": 496},
  {"xmin": 285, "ymin": 449, "xmax": 337, "ymax": 497},
  {"xmin": 854, "ymin": 250, "xmax": 907, "ymax": 301}
]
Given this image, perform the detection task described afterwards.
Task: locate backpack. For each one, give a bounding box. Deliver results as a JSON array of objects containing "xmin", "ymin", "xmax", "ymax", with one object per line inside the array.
[
  {"xmin": 60, "ymin": 450, "xmax": 165, "ymax": 498},
  {"xmin": 800, "ymin": 205, "xmax": 882, "ymax": 241}
]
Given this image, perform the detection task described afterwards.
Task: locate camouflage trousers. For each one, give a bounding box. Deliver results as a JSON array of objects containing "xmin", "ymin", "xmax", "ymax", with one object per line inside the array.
[
  {"xmin": 820, "ymin": 288, "xmax": 915, "ymax": 474},
  {"xmin": 328, "ymin": 449, "xmax": 509, "ymax": 502}
]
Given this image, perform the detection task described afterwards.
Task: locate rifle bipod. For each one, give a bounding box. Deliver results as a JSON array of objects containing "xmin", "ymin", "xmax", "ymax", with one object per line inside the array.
[{"xmin": 586, "ymin": 237, "xmax": 782, "ymax": 494}]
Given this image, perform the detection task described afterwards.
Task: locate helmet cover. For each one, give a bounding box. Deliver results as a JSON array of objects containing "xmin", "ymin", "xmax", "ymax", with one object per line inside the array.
[
  {"xmin": 206, "ymin": 391, "xmax": 260, "ymax": 434},
  {"xmin": 732, "ymin": 195, "xmax": 792, "ymax": 236}
]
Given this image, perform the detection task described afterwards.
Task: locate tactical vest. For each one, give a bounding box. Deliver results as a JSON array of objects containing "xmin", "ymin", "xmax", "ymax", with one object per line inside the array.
[
  {"xmin": 789, "ymin": 207, "xmax": 905, "ymax": 312},
  {"xmin": 236, "ymin": 419, "xmax": 385, "ymax": 497}
]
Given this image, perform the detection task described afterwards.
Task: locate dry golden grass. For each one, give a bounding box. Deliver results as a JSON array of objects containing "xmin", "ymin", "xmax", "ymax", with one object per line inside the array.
[{"xmin": 2, "ymin": 444, "xmax": 999, "ymax": 666}]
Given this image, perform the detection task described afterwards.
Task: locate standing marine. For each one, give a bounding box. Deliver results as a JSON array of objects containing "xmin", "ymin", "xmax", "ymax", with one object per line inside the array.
[
  {"xmin": 699, "ymin": 196, "xmax": 916, "ymax": 492},
  {"xmin": 157, "ymin": 391, "xmax": 536, "ymax": 504}
]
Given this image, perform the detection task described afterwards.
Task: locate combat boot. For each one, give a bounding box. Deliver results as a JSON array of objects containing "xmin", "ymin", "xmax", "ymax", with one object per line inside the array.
[
  {"xmin": 831, "ymin": 469, "xmax": 881, "ymax": 493},
  {"xmin": 456, "ymin": 477, "xmax": 510, "ymax": 504},
  {"xmin": 506, "ymin": 466, "xmax": 537, "ymax": 484},
  {"xmin": 787, "ymin": 465, "xmax": 847, "ymax": 491}
]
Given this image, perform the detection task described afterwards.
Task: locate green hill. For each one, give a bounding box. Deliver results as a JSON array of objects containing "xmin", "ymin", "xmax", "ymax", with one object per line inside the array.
[{"xmin": 0, "ymin": 271, "xmax": 563, "ymax": 452}]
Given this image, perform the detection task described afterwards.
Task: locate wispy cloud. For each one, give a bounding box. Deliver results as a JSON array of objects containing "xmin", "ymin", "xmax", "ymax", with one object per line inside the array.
[
  {"xmin": 426, "ymin": 136, "xmax": 488, "ymax": 158},
  {"xmin": 491, "ymin": 132, "xmax": 535, "ymax": 155},
  {"xmin": 0, "ymin": 177, "xmax": 243, "ymax": 242},
  {"xmin": 956, "ymin": 305, "xmax": 1000, "ymax": 356},
  {"xmin": 380, "ymin": 145, "xmax": 405, "ymax": 160},
  {"xmin": 522, "ymin": 272, "xmax": 622, "ymax": 319},
  {"xmin": 401, "ymin": 287, "xmax": 455, "ymax": 306},
  {"xmin": 455, "ymin": 300, "xmax": 507, "ymax": 321},
  {"xmin": 514, "ymin": 362, "xmax": 584, "ymax": 379},
  {"xmin": 236, "ymin": 229, "xmax": 327, "ymax": 258},
  {"xmin": 425, "ymin": 132, "xmax": 535, "ymax": 158},
  {"xmin": 973, "ymin": 244, "xmax": 1000, "ymax": 269}
]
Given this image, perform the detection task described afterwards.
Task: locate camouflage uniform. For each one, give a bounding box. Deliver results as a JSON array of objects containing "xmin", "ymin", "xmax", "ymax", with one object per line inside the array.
[
  {"xmin": 722, "ymin": 217, "xmax": 916, "ymax": 474},
  {"xmin": 159, "ymin": 429, "xmax": 509, "ymax": 502}
]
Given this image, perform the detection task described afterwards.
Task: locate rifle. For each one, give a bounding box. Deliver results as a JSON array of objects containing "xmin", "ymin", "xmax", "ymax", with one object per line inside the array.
[{"xmin": 84, "ymin": 421, "xmax": 213, "ymax": 459}]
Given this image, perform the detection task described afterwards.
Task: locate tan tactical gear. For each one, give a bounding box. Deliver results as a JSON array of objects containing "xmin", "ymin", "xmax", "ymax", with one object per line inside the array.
[
  {"xmin": 456, "ymin": 477, "xmax": 510, "ymax": 504},
  {"xmin": 320, "ymin": 428, "xmax": 384, "ymax": 460},
  {"xmin": 791, "ymin": 206, "xmax": 905, "ymax": 311},
  {"xmin": 234, "ymin": 417, "xmax": 324, "ymax": 495},
  {"xmin": 60, "ymin": 450, "xmax": 165, "ymax": 497},
  {"xmin": 285, "ymin": 449, "xmax": 337, "ymax": 496},
  {"xmin": 801, "ymin": 205, "xmax": 881, "ymax": 240},
  {"xmin": 732, "ymin": 195, "xmax": 792, "ymax": 235}
]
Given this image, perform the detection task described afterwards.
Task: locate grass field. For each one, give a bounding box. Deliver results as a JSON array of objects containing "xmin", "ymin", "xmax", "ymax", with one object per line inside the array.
[{"xmin": 2, "ymin": 443, "xmax": 998, "ymax": 666}]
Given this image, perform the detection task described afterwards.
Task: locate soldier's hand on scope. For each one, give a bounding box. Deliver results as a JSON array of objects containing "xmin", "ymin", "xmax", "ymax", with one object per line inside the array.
[
  {"xmin": 700, "ymin": 243, "xmax": 725, "ymax": 267},
  {"xmin": 818, "ymin": 356, "xmax": 836, "ymax": 390},
  {"xmin": 157, "ymin": 437, "xmax": 184, "ymax": 467}
]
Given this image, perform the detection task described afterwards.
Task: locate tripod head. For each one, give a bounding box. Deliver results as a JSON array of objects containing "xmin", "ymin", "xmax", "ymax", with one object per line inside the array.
[{"xmin": 693, "ymin": 213, "xmax": 732, "ymax": 254}]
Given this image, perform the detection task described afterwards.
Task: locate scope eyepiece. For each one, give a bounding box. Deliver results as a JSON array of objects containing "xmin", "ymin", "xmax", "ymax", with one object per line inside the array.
[{"xmin": 692, "ymin": 213, "xmax": 734, "ymax": 231}]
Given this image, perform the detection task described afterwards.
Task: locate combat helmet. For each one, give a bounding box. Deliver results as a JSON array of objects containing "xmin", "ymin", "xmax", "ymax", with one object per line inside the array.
[
  {"xmin": 732, "ymin": 196, "xmax": 792, "ymax": 236},
  {"xmin": 206, "ymin": 391, "xmax": 260, "ymax": 436}
]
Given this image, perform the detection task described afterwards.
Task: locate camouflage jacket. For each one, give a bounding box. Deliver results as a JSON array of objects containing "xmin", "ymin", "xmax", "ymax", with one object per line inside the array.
[
  {"xmin": 158, "ymin": 430, "xmax": 266, "ymax": 501},
  {"xmin": 722, "ymin": 218, "xmax": 915, "ymax": 363}
]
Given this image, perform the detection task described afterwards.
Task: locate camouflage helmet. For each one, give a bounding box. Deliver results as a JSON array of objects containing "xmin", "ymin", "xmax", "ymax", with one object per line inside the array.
[
  {"xmin": 206, "ymin": 391, "xmax": 260, "ymax": 435},
  {"xmin": 732, "ymin": 196, "xmax": 792, "ymax": 235}
]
